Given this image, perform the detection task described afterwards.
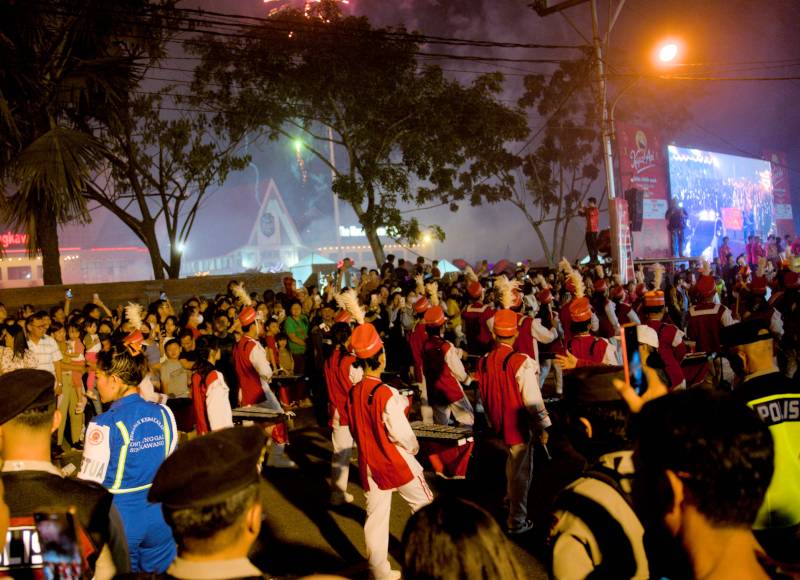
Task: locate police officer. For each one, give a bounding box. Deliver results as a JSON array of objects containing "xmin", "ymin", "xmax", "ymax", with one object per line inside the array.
[
  {"xmin": 1, "ymin": 369, "xmax": 129, "ymax": 578},
  {"xmin": 148, "ymin": 426, "xmax": 270, "ymax": 579},
  {"xmin": 722, "ymin": 319, "xmax": 800, "ymax": 565},
  {"xmin": 78, "ymin": 346, "xmax": 178, "ymax": 573}
]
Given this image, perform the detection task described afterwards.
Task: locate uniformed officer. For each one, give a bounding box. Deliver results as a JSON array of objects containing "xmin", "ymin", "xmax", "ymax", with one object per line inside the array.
[
  {"xmin": 722, "ymin": 319, "xmax": 800, "ymax": 565},
  {"xmin": 147, "ymin": 426, "xmax": 270, "ymax": 579},
  {"xmin": 0, "ymin": 369, "xmax": 129, "ymax": 578},
  {"xmin": 78, "ymin": 347, "xmax": 177, "ymax": 573}
]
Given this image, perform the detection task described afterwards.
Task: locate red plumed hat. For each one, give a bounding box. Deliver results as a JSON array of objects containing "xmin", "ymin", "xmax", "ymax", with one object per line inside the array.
[
  {"xmin": 494, "ymin": 309, "xmax": 518, "ymax": 337},
  {"xmin": 351, "ymin": 323, "xmax": 383, "ymax": 359},
  {"xmin": 569, "ymin": 297, "xmax": 593, "ymax": 322}
]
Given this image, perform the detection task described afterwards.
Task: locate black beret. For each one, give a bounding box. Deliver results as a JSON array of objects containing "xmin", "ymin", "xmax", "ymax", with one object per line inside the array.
[
  {"xmin": 148, "ymin": 426, "xmax": 268, "ymax": 509},
  {"xmin": 0, "ymin": 369, "xmax": 56, "ymax": 425},
  {"xmin": 721, "ymin": 319, "xmax": 771, "ymax": 348}
]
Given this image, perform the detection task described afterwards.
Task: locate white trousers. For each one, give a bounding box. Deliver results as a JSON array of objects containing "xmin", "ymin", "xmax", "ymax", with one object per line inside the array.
[
  {"xmin": 330, "ymin": 411, "xmax": 354, "ymax": 494},
  {"xmin": 433, "ymin": 395, "xmax": 474, "ymax": 427},
  {"xmin": 417, "ymin": 379, "xmax": 434, "ymax": 425},
  {"xmin": 365, "ymin": 473, "xmax": 433, "ymax": 580},
  {"xmin": 539, "ymin": 358, "xmax": 563, "ymax": 395}
]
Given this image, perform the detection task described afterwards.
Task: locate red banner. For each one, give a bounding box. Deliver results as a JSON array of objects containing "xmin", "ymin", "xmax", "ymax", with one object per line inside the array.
[
  {"xmin": 763, "ymin": 150, "xmax": 795, "ymax": 237},
  {"xmin": 617, "ymin": 123, "xmax": 671, "ymax": 258}
]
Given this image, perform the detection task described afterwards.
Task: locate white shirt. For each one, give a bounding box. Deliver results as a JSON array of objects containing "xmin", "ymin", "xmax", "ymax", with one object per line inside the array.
[
  {"xmin": 515, "ymin": 355, "xmax": 551, "ymax": 429},
  {"xmin": 28, "ymin": 335, "xmax": 62, "ymax": 375},
  {"xmin": 245, "ymin": 338, "xmax": 280, "ymax": 409},
  {"xmin": 380, "ymin": 386, "xmax": 424, "ymax": 479},
  {"xmin": 205, "ymin": 371, "xmax": 234, "ymax": 431}
]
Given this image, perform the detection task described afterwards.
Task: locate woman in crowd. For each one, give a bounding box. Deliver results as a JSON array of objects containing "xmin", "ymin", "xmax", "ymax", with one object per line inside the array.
[{"xmin": 0, "ymin": 323, "xmax": 37, "ymax": 374}]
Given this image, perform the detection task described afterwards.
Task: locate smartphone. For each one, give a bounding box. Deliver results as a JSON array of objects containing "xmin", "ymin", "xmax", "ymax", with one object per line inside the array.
[
  {"xmin": 33, "ymin": 511, "xmax": 83, "ymax": 580},
  {"xmin": 65, "ymin": 289, "xmax": 73, "ymax": 300},
  {"xmin": 160, "ymin": 291, "xmax": 168, "ymax": 301},
  {"xmin": 620, "ymin": 323, "xmax": 648, "ymax": 395}
]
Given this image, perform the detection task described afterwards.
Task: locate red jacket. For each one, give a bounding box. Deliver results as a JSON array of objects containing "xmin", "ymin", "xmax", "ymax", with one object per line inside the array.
[
  {"xmin": 477, "ymin": 343, "xmax": 530, "ymax": 446},
  {"xmin": 462, "ymin": 302, "xmax": 495, "ymax": 355},
  {"xmin": 408, "ymin": 322, "xmax": 427, "ymax": 383},
  {"xmin": 513, "ymin": 314, "xmax": 536, "ymax": 360},
  {"xmin": 324, "ymin": 348, "xmax": 356, "ymax": 427},
  {"xmin": 422, "ymin": 335, "xmax": 464, "ymax": 405},
  {"xmin": 645, "ymin": 320, "xmax": 687, "ymax": 388},
  {"xmin": 232, "ymin": 337, "xmax": 265, "ymax": 406},
  {"xmin": 347, "ymin": 376, "xmax": 415, "ymax": 491},
  {"xmin": 567, "ymin": 334, "xmax": 609, "ymax": 365},
  {"xmin": 191, "ymin": 370, "xmax": 222, "ymax": 436},
  {"xmin": 687, "ymin": 303, "xmax": 727, "ymax": 354}
]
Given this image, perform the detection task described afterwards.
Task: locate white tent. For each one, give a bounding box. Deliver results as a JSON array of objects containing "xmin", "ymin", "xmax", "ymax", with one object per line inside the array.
[
  {"xmin": 290, "ymin": 252, "xmax": 335, "ymax": 285},
  {"xmin": 436, "ymin": 259, "xmax": 461, "ymax": 275}
]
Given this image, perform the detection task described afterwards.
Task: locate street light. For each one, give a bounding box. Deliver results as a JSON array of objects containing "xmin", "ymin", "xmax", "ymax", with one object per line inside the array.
[
  {"xmin": 292, "ymin": 138, "xmax": 303, "ymax": 153},
  {"xmin": 421, "ymin": 232, "xmax": 433, "ymax": 244},
  {"xmin": 657, "ymin": 41, "xmax": 680, "ymax": 63}
]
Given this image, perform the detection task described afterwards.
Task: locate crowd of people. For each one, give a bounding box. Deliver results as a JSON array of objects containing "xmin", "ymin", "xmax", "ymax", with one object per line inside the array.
[{"xmin": 0, "ymin": 249, "xmax": 798, "ymax": 579}]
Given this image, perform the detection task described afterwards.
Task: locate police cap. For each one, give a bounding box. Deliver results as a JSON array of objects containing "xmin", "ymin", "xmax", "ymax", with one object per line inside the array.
[
  {"xmin": 149, "ymin": 426, "xmax": 268, "ymax": 509},
  {"xmin": 721, "ymin": 319, "xmax": 771, "ymax": 348},
  {"xmin": 0, "ymin": 369, "xmax": 55, "ymax": 425}
]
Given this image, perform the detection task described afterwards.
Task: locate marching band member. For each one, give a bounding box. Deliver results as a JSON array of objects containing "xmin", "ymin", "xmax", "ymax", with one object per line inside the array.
[{"xmin": 642, "ymin": 264, "xmax": 687, "ymax": 390}]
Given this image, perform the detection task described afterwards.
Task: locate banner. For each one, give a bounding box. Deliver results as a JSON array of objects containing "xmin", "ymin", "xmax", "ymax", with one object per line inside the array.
[
  {"xmin": 763, "ymin": 150, "xmax": 795, "ymax": 238},
  {"xmin": 617, "ymin": 123, "xmax": 671, "ymax": 258}
]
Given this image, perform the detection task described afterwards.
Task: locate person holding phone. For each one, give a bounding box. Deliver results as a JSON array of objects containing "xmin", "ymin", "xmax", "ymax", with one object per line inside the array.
[{"xmin": 1, "ymin": 369, "xmax": 129, "ymax": 578}]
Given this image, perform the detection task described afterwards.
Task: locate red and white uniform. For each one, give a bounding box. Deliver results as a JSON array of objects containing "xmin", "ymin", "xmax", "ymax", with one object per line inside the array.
[
  {"xmin": 462, "ymin": 302, "xmax": 495, "ymax": 355},
  {"xmin": 191, "ymin": 370, "xmax": 234, "ymax": 436},
  {"xmin": 422, "ymin": 335, "xmax": 474, "ymax": 426},
  {"xmin": 567, "ymin": 334, "xmax": 618, "ymax": 366},
  {"xmin": 232, "ymin": 335, "xmax": 287, "ymax": 444},
  {"xmin": 645, "ymin": 320, "xmax": 688, "ymax": 389},
  {"xmin": 687, "ymin": 302, "xmax": 735, "ymax": 354},
  {"xmin": 615, "ymin": 301, "xmax": 641, "ymax": 326},
  {"xmin": 347, "ymin": 376, "xmax": 433, "ymax": 580},
  {"xmin": 501, "ymin": 313, "xmax": 558, "ymax": 361},
  {"xmin": 595, "ymin": 300, "xmax": 620, "ymax": 339},
  {"xmin": 559, "ymin": 301, "xmax": 599, "ymax": 343},
  {"xmin": 477, "ymin": 343, "xmax": 550, "ymax": 530},
  {"xmin": 323, "ymin": 347, "xmax": 363, "ymax": 498},
  {"xmin": 407, "ymin": 321, "xmax": 433, "ymax": 424}
]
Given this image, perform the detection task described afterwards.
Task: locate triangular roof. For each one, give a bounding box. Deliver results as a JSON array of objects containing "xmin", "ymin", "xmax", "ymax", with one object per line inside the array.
[
  {"xmin": 246, "ymin": 179, "xmax": 303, "ymax": 248},
  {"xmin": 293, "ymin": 252, "xmax": 335, "ymax": 267}
]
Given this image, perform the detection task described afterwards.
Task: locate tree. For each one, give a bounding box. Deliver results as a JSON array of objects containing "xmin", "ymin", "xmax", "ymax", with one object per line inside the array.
[
  {"xmin": 0, "ymin": 0, "xmax": 173, "ymax": 284},
  {"xmin": 189, "ymin": 1, "xmax": 526, "ymax": 265},
  {"xmin": 505, "ymin": 58, "xmax": 604, "ymax": 267},
  {"xmin": 85, "ymin": 91, "xmax": 250, "ymax": 279}
]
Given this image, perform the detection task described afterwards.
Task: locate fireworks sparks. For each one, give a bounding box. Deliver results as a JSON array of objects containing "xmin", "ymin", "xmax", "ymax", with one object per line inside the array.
[{"xmin": 264, "ymin": 0, "xmax": 350, "ymax": 18}]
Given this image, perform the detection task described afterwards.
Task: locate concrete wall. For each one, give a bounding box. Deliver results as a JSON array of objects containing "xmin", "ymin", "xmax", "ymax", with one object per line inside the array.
[{"xmin": 0, "ymin": 272, "xmax": 290, "ymax": 312}]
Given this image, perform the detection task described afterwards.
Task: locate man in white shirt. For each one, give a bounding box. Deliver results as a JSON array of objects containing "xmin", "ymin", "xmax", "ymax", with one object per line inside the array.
[{"xmin": 26, "ymin": 311, "xmax": 62, "ymax": 391}]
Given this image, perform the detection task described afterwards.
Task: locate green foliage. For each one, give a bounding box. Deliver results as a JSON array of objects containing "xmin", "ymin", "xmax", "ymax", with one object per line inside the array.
[{"xmin": 189, "ymin": 1, "xmax": 526, "ymax": 264}]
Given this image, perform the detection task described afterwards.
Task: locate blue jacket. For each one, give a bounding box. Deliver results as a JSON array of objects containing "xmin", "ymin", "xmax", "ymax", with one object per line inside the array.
[{"xmin": 79, "ymin": 394, "xmax": 177, "ymax": 495}]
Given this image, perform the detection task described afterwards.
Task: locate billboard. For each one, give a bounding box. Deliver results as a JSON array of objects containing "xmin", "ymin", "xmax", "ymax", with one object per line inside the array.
[
  {"xmin": 616, "ymin": 123, "xmax": 670, "ymax": 258},
  {"xmin": 763, "ymin": 150, "xmax": 795, "ymax": 238},
  {"xmin": 667, "ymin": 145, "xmax": 775, "ymax": 260}
]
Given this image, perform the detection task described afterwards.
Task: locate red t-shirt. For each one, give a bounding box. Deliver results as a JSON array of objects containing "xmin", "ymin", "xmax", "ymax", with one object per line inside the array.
[{"xmin": 584, "ymin": 206, "xmax": 599, "ymax": 232}]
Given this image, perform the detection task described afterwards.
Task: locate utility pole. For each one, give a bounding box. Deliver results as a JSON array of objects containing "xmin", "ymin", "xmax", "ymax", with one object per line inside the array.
[
  {"xmin": 531, "ymin": 0, "xmax": 632, "ymax": 282},
  {"xmin": 327, "ymin": 125, "xmax": 342, "ymax": 255}
]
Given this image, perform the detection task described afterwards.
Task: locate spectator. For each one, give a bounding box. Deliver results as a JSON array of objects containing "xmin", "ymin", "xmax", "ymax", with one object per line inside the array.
[
  {"xmin": 402, "ymin": 497, "xmax": 525, "ymax": 580},
  {"xmin": 578, "ymin": 197, "xmax": 601, "ymax": 264},
  {"xmin": 664, "ymin": 198, "xmax": 688, "ymax": 257},
  {"xmin": 283, "ymin": 300, "xmax": 309, "ymax": 377},
  {"xmin": 632, "ymin": 390, "xmax": 774, "ymax": 579},
  {"xmin": 190, "ymin": 336, "xmax": 234, "ymax": 436},
  {"xmin": 0, "ymin": 323, "xmax": 38, "ymax": 374},
  {"xmin": 25, "ymin": 311, "xmax": 62, "ymax": 388},
  {"xmin": 160, "ymin": 339, "xmax": 190, "ymax": 398}
]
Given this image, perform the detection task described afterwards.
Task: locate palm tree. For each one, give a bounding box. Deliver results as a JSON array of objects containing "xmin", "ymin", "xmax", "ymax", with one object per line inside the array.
[{"xmin": 0, "ymin": 0, "xmax": 169, "ymax": 285}]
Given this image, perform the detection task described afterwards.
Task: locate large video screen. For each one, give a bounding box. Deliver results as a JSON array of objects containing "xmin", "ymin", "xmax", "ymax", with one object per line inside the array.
[{"xmin": 667, "ymin": 145, "xmax": 775, "ymax": 259}]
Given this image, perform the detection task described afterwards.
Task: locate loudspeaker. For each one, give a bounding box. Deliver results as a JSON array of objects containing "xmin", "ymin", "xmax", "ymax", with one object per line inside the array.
[{"xmin": 625, "ymin": 187, "xmax": 644, "ymax": 232}]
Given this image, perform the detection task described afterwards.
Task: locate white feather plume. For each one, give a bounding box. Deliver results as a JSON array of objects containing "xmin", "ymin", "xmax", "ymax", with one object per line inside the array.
[
  {"xmin": 635, "ymin": 266, "xmax": 645, "ymax": 285},
  {"xmin": 652, "ymin": 263, "xmax": 665, "ymax": 290},
  {"xmin": 125, "ymin": 303, "xmax": 144, "ymax": 330},
  {"xmin": 757, "ymin": 257, "xmax": 767, "ymax": 278},
  {"xmin": 568, "ymin": 270, "xmax": 585, "ymax": 299},
  {"xmin": 426, "ymin": 282, "xmax": 439, "ymax": 307},
  {"xmin": 335, "ymin": 289, "xmax": 365, "ymax": 325},
  {"xmin": 535, "ymin": 274, "xmax": 548, "ymax": 289},
  {"xmin": 232, "ymin": 282, "xmax": 252, "ymax": 307},
  {"xmin": 464, "ymin": 266, "xmax": 479, "ymax": 283},
  {"xmin": 595, "ymin": 265, "xmax": 605, "ymax": 279},
  {"xmin": 701, "ymin": 258, "xmax": 711, "ymax": 276},
  {"xmin": 558, "ymin": 258, "xmax": 573, "ymax": 275},
  {"xmin": 494, "ymin": 275, "xmax": 521, "ymax": 309},
  {"xmin": 414, "ymin": 274, "xmax": 425, "ymax": 294}
]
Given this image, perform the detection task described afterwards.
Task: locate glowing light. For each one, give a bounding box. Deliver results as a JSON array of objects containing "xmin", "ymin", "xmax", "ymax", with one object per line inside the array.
[
  {"xmin": 293, "ymin": 139, "xmax": 308, "ymax": 183},
  {"xmin": 421, "ymin": 232, "xmax": 433, "ymax": 244},
  {"xmin": 177, "ymin": 242, "xmax": 186, "ymax": 254},
  {"xmin": 657, "ymin": 42, "xmax": 679, "ymax": 63},
  {"xmin": 697, "ymin": 210, "xmax": 716, "ymax": 222}
]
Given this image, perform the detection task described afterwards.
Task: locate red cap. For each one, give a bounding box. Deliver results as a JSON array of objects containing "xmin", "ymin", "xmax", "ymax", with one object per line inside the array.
[
  {"xmin": 238, "ymin": 306, "xmax": 257, "ymax": 326},
  {"xmin": 695, "ymin": 275, "xmax": 716, "ymax": 298},
  {"xmin": 593, "ymin": 278, "xmax": 607, "ymax": 293},
  {"xmin": 569, "ymin": 297, "xmax": 593, "ymax": 323},
  {"xmin": 511, "ymin": 290, "xmax": 523, "ymax": 310},
  {"xmin": 493, "ymin": 310, "xmax": 518, "ymax": 338},
  {"xmin": 536, "ymin": 288, "xmax": 553, "ymax": 304},
  {"xmin": 467, "ymin": 281, "xmax": 483, "ymax": 299},
  {"xmin": 643, "ymin": 290, "xmax": 665, "ymax": 308},
  {"xmin": 334, "ymin": 309, "xmax": 352, "ymax": 324},
  {"xmin": 424, "ymin": 305, "xmax": 446, "ymax": 327},
  {"xmin": 351, "ymin": 323, "xmax": 383, "ymax": 359},
  {"xmin": 610, "ymin": 285, "xmax": 625, "ymax": 300},
  {"xmin": 750, "ymin": 276, "xmax": 767, "ymax": 295},
  {"xmin": 123, "ymin": 330, "xmax": 144, "ymax": 347},
  {"xmin": 413, "ymin": 296, "xmax": 430, "ymax": 314}
]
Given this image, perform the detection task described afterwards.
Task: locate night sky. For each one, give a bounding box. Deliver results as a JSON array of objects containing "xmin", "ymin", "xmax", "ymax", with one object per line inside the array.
[{"xmin": 77, "ymin": 0, "xmax": 800, "ymax": 267}]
